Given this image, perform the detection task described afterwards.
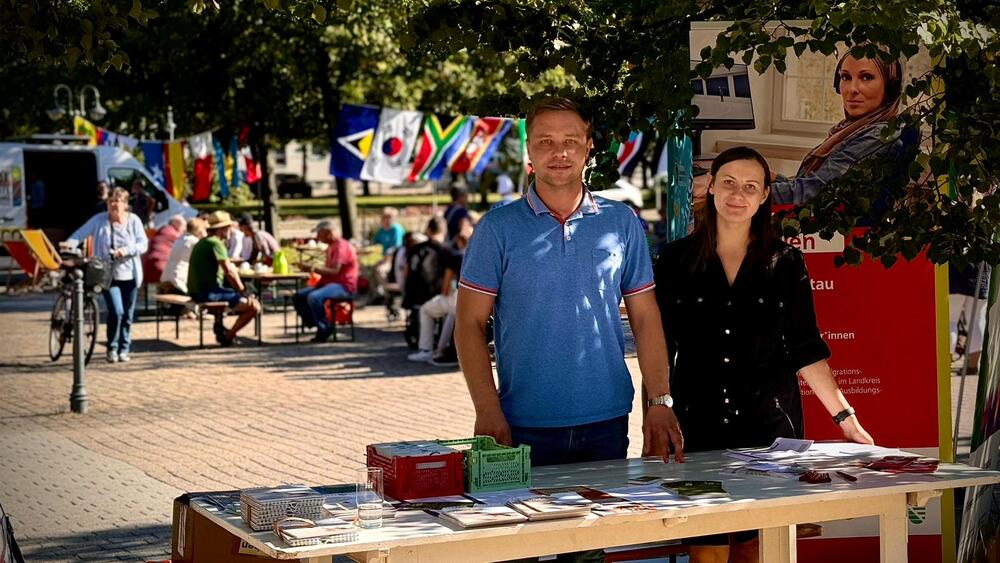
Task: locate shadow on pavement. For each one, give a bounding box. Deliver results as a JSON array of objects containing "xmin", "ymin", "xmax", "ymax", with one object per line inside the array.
[{"xmin": 16, "ymin": 523, "xmax": 171, "ymax": 563}]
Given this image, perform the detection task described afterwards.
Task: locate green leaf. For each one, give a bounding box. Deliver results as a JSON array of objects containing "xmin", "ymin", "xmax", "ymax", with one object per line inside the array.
[{"xmin": 312, "ymin": 3, "xmax": 326, "ymax": 23}]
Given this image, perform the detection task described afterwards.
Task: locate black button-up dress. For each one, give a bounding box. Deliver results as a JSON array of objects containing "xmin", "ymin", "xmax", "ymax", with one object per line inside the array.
[{"xmin": 654, "ymin": 235, "xmax": 830, "ymax": 453}]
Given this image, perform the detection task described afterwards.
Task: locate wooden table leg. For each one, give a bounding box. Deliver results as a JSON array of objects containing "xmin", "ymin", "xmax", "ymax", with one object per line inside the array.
[
  {"xmin": 880, "ymin": 493, "xmax": 909, "ymax": 563},
  {"xmin": 760, "ymin": 524, "xmax": 796, "ymax": 563}
]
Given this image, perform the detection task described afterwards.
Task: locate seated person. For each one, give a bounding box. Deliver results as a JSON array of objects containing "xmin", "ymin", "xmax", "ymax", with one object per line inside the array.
[
  {"xmin": 383, "ymin": 232, "xmax": 427, "ymax": 321},
  {"xmin": 371, "ymin": 206, "xmax": 406, "ymax": 304},
  {"xmin": 237, "ymin": 212, "xmax": 279, "ymax": 265},
  {"xmin": 293, "ymin": 219, "xmax": 359, "ymax": 342},
  {"xmin": 186, "ymin": 211, "xmax": 262, "ymax": 346},
  {"xmin": 409, "ymin": 218, "xmax": 472, "ymax": 364},
  {"xmin": 143, "ymin": 214, "xmax": 185, "ymax": 284},
  {"xmin": 160, "ymin": 218, "xmax": 208, "ymax": 295},
  {"xmin": 401, "ymin": 216, "xmax": 447, "ymax": 311},
  {"xmin": 372, "ymin": 206, "xmax": 405, "ymax": 256}
]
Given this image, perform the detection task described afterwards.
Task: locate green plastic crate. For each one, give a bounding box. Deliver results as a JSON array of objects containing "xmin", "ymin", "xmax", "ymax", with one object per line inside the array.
[{"xmin": 439, "ymin": 436, "xmax": 532, "ymax": 492}]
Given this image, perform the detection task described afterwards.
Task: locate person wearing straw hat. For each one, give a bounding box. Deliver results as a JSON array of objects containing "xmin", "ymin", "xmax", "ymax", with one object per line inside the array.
[{"xmin": 187, "ymin": 210, "xmax": 262, "ymax": 346}]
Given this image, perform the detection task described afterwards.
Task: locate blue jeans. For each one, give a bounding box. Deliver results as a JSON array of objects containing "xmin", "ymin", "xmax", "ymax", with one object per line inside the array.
[
  {"xmin": 293, "ymin": 283, "xmax": 349, "ymax": 332},
  {"xmin": 510, "ymin": 415, "xmax": 629, "ymax": 467},
  {"xmin": 103, "ymin": 279, "xmax": 138, "ymax": 354}
]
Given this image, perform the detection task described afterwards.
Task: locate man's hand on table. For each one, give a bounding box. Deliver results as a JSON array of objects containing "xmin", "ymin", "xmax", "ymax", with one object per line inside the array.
[
  {"xmin": 642, "ymin": 405, "xmax": 685, "ymax": 463},
  {"xmin": 840, "ymin": 416, "xmax": 874, "ymax": 445},
  {"xmin": 475, "ymin": 407, "xmax": 512, "ymax": 446}
]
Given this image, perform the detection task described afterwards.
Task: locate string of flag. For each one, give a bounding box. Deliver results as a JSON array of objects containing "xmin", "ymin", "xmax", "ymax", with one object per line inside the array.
[
  {"xmin": 330, "ymin": 104, "xmax": 653, "ymax": 186},
  {"xmin": 73, "ymin": 116, "xmax": 262, "ymax": 203},
  {"xmin": 75, "ymin": 103, "xmax": 657, "ymax": 200}
]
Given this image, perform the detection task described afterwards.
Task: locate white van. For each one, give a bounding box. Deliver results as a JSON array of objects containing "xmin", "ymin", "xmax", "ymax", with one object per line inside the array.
[{"xmin": 0, "ymin": 140, "xmax": 194, "ymax": 243}]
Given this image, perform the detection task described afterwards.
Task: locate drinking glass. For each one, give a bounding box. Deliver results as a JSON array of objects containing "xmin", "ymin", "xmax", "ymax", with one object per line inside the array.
[{"xmin": 356, "ymin": 467, "xmax": 384, "ymax": 529}]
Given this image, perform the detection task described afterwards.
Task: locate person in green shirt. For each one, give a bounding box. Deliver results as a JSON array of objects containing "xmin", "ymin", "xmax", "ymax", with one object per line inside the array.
[{"xmin": 187, "ymin": 210, "xmax": 262, "ymax": 346}]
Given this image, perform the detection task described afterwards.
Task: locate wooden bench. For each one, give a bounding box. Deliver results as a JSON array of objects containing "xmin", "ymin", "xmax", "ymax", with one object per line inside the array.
[
  {"xmin": 154, "ymin": 294, "xmax": 235, "ymax": 348},
  {"xmin": 154, "ymin": 294, "xmax": 192, "ymax": 340}
]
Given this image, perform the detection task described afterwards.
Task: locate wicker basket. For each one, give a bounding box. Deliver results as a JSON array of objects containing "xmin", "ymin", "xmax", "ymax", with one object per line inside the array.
[{"xmin": 239, "ymin": 485, "xmax": 325, "ymax": 531}]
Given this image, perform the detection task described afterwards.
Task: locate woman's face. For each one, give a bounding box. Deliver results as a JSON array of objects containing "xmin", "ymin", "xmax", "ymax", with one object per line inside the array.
[
  {"xmin": 839, "ymin": 56, "xmax": 886, "ymax": 118},
  {"xmin": 108, "ymin": 195, "xmax": 128, "ymax": 221},
  {"xmin": 709, "ymin": 159, "xmax": 769, "ymax": 226}
]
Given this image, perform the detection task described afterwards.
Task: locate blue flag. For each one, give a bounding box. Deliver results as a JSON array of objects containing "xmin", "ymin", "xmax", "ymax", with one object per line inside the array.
[
  {"xmin": 212, "ymin": 133, "xmax": 229, "ymax": 198},
  {"xmin": 330, "ymin": 104, "xmax": 381, "ymax": 180},
  {"xmin": 140, "ymin": 141, "xmax": 166, "ymax": 189}
]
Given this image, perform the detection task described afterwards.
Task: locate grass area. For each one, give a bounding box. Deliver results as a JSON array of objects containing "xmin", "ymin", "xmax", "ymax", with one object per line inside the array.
[
  {"xmin": 195, "ymin": 193, "xmax": 504, "ymax": 218},
  {"xmin": 194, "ymin": 190, "xmax": 658, "ymax": 218}
]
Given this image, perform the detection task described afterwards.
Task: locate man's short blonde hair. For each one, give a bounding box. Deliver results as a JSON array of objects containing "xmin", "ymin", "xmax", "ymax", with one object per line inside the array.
[
  {"xmin": 382, "ymin": 206, "xmax": 399, "ymax": 218},
  {"xmin": 525, "ymin": 97, "xmax": 592, "ymax": 139}
]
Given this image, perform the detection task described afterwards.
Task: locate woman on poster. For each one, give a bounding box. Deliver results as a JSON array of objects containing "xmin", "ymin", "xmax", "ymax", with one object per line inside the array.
[
  {"xmin": 654, "ymin": 147, "xmax": 873, "ymax": 563},
  {"xmin": 771, "ymin": 48, "xmax": 912, "ymax": 205}
]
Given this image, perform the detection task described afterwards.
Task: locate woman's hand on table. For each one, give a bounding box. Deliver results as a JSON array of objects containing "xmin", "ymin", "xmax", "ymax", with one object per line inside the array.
[
  {"xmin": 474, "ymin": 407, "xmax": 512, "ymax": 446},
  {"xmin": 642, "ymin": 405, "xmax": 685, "ymax": 463},
  {"xmin": 840, "ymin": 416, "xmax": 874, "ymax": 445}
]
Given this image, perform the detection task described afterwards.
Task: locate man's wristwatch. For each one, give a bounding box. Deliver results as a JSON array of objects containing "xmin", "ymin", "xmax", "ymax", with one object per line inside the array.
[
  {"xmin": 647, "ymin": 393, "xmax": 674, "ymax": 409},
  {"xmin": 833, "ymin": 407, "xmax": 856, "ymax": 425}
]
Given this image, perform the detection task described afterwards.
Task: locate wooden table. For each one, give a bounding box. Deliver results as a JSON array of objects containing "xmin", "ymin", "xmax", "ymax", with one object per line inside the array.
[
  {"xmin": 238, "ymin": 271, "xmax": 311, "ymax": 344},
  {"xmin": 186, "ymin": 443, "xmax": 1000, "ymax": 563}
]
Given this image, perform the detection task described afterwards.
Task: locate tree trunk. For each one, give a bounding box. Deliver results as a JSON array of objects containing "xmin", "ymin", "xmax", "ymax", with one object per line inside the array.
[
  {"xmin": 301, "ymin": 142, "xmax": 308, "ymax": 183},
  {"xmin": 335, "ymin": 177, "xmax": 357, "ymax": 240},
  {"xmin": 253, "ymin": 135, "xmax": 279, "ymax": 239},
  {"xmin": 362, "ymin": 180, "xmax": 371, "ymax": 196},
  {"xmin": 316, "ymin": 49, "xmax": 356, "ymax": 240}
]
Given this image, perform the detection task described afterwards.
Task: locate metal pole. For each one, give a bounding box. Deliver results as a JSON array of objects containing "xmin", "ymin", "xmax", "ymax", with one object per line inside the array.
[
  {"xmin": 70, "ymin": 270, "xmax": 89, "ymax": 414},
  {"xmin": 167, "ymin": 106, "xmax": 176, "ymax": 141},
  {"xmin": 953, "ymin": 261, "xmax": 987, "ymax": 458}
]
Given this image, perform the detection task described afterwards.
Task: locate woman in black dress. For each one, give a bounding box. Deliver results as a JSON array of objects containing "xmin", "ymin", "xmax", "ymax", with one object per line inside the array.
[{"xmin": 654, "ymin": 146, "xmax": 872, "ymax": 563}]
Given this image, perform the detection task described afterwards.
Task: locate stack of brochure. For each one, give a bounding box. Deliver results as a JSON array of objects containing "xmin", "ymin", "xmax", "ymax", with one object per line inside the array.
[
  {"xmin": 438, "ymin": 505, "xmax": 528, "ymax": 528},
  {"xmin": 507, "ymin": 493, "xmax": 595, "ymax": 521}
]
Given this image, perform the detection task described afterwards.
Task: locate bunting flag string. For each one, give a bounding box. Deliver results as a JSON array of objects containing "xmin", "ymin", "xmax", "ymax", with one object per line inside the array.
[{"xmin": 74, "ymin": 103, "xmax": 663, "ymax": 198}]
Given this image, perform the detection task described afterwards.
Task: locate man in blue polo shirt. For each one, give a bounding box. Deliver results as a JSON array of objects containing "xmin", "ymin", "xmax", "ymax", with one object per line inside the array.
[{"xmin": 456, "ymin": 97, "xmax": 684, "ymax": 469}]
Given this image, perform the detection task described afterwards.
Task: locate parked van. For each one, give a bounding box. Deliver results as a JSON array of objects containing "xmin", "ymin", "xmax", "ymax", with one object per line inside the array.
[{"xmin": 0, "ymin": 139, "xmax": 194, "ymax": 244}]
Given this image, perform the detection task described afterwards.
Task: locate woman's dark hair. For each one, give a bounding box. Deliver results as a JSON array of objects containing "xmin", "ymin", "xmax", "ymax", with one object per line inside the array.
[{"xmin": 691, "ymin": 146, "xmax": 774, "ymax": 271}]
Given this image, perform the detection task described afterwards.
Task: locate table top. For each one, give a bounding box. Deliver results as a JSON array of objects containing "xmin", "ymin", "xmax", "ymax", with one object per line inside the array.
[
  {"xmin": 189, "ymin": 443, "xmax": 1000, "ymax": 560},
  {"xmin": 238, "ymin": 271, "xmax": 310, "ymax": 281}
]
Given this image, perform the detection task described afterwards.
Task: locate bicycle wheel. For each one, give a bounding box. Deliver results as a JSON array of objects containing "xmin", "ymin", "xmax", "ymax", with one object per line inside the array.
[
  {"xmin": 49, "ymin": 293, "xmax": 69, "ymax": 361},
  {"xmin": 83, "ymin": 295, "xmax": 99, "ymax": 365}
]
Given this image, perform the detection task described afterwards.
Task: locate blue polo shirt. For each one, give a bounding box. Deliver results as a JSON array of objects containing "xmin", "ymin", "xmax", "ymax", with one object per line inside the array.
[{"xmin": 460, "ymin": 185, "xmax": 655, "ymax": 427}]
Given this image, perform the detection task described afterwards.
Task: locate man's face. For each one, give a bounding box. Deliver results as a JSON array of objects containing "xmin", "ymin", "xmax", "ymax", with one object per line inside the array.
[
  {"xmin": 527, "ymin": 110, "xmax": 592, "ymax": 189},
  {"xmin": 317, "ymin": 228, "xmax": 334, "ymax": 243}
]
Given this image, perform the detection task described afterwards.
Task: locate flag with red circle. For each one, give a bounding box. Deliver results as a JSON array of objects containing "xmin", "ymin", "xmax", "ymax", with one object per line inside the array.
[{"xmin": 360, "ymin": 108, "xmax": 423, "ymax": 185}]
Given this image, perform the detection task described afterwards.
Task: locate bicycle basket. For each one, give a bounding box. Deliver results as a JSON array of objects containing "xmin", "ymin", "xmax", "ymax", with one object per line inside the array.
[{"xmin": 84, "ymin": 258, "xmax": 113, "ymax": 292}]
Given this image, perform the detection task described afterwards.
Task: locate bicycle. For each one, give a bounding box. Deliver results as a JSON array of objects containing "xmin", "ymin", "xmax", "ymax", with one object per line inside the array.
[{"xmin": 48, "ymin": 254, "xmax": 100, "ymax": 365}]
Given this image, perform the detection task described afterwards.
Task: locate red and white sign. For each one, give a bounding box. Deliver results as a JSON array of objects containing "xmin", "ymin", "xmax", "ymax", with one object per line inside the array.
[{"xmin": 793, "ymin": 232, "xmax": 943, "ymax": 562}]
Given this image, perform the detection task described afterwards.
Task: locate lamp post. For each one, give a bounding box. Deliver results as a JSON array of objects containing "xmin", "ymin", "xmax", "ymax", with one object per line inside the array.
[{"xmin": 47, "ymin": 83, "xmax": 108, "ymax": 123}]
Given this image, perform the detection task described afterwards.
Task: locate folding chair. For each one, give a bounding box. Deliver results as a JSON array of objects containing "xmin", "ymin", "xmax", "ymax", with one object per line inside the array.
[{"xmin": 2, "ymin": 229, "xmax": 61, "ymax": 292}]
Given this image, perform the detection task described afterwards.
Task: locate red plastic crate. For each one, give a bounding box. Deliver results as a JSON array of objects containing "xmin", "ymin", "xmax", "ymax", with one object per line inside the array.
[{"xmin": 366, "ymin": 444, "xmax": 465, "ymax": 500}]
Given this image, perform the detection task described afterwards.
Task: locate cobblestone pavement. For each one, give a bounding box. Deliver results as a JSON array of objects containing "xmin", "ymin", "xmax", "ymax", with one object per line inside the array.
[
  {"xmin": 0, "ymin": 292, "xmax": 648, "ymax": 562},
  {"xmin": 0, "ymin": 291, "xmax": 981, "ymax": 562}
]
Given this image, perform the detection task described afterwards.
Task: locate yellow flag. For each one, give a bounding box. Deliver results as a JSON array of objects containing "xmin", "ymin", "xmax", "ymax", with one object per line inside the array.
[
  {"xmin": 73, "ymin": 116, "xmax": 98, "ymax": 146},
  {"xmin": 165, "ymin": 141, "xmax": 186, "ymax": 200}
]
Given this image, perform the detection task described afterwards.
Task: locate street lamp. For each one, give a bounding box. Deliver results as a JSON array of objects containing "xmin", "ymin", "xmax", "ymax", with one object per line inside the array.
[{"xmin": 47, "ymin": 83, "xmax": 107, "ymax": 122}]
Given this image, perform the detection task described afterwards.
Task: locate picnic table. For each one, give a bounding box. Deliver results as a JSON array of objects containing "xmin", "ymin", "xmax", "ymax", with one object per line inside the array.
[
  {"xmin": 182, "ymin": 443, "xmax": 1000, "ymax": 562},
  {"xmin": 238, "ymin": 270, "xmax": 310, "ymax": 344}
]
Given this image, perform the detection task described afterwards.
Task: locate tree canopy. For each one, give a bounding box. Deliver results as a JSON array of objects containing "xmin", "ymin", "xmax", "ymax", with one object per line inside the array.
[
  {"xmin": 405, "ymin": 0, "xmax": 1000, "ymax": 267},
  {"xmin": 3, "ymin": 0, "xmax": 998, "ymax": 266}
]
